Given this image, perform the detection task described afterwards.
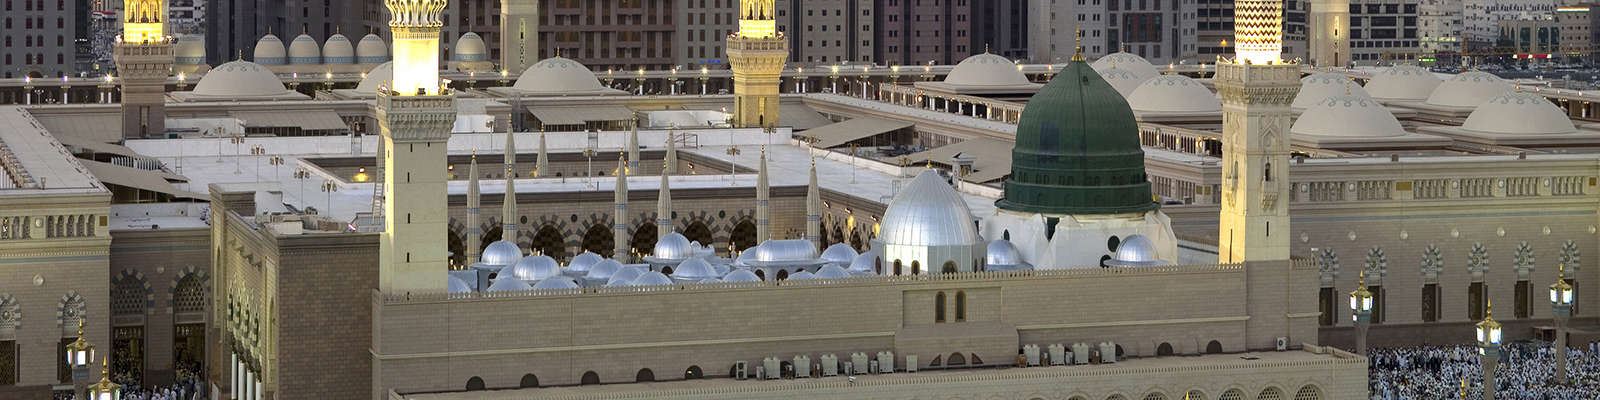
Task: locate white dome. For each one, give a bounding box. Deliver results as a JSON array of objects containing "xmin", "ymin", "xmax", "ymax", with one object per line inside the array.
[
  {"xmin": 1098, "ymin": 67, "xmax": 1150, "ymax": 98},
  {"xmin": 512, "ymin": 57, "xmax": 605, "ymax": 93},
  {"xmin": 453, "ymin": 32, "xmax": 488, "ymax": 62},
  {"xmin": 176, "ymin": 34, "xmax": 206, "ymax": 65},
  {"xmin": 847, "ymin": 253, "xmax": 877, "ymax": 273},
  {"xmin": 820, "ymin": 243, "xmax": 858, "ymax": 264},
  {"xmin": 722, "ymin": 269, "xmax": 762, "ymax": 282},
  {"xmin": 986, "ymin": 239, "xmax": 1024, "ymax": 266},
  {"xmin": 191, "ymin": 61, "xmax": 293, "ymax": 98},
  {"xmin": 879, "ymin": 170, "xmax": 978, "ymax": 247},
  {"xmin": 532, "ymin": 276, "xmax": 580, "ymax": 290},
  {"xmin": 651, "ymin": 232, "xmax": 695, "ymax": 261},
  {"xmin": 1128, "ymin": 75, "xmax": 1221, "ymax": 113},
  {"xmin": 788, "ymin": 271, "xmax": 816, "ymax": 280},
  {"xmin": 447, "ymin": 276, "xmax": 474, "ymax": 293},
  {"xmin": 566, "ymin": 251, "xmax": 603, "ymax": 271},
  {"xmin": 1294, "ymin": 73, "xmax": 1372, "ymax": 109},
  {"xmin": 1426, "ymin": 71, "xmax": 1512, "ymax": 108},
  {"xmin": 815, "ymin": 264, "xmax": 851, "ymax": 279},
  {"xmin": 1092, "ymin": 52, "xmax": 1158, "ymax": 81},
  {"xmin": 323, "ymin": 33, "xmax": 355, "ymax": 64},
  {"xmin": 752, "ymin": 240, "xmax": 819, "ymax": 263},
  {"xmin": 504, "ymin": 255, "xmax": 561, "ymax": 281},
  {"xmin": 671, "ymin": 258, "xmax": 719, "ymax": 280},
  {"xmin": 486, "ymin": 277, "xmax": 533, "ymax": 292},
  {"xmin": 253, "ymin": 34, "xmax": 286, "ymax": 65},
  {"xmin": 1462, "ymin": 91, "xmax": 1577, "ymax": 135},
  {"xmin": 357, "ymin": 33, "xmax": 389, "ymax": 64},
  {"xmin": 1105, "ymin": 235, "xmax": 1168, "ymax": 267},
  {"xmin": 1291, "ymin": 95, "xmax": 1408, "ymax": 138},
  {"xmin": 606, "ymin": 266, "xmax": 646, "ymax": 286},
  {"xmin": 355, "ymin": 62, "xmax": 394, "ymax": 94},
  {"xmin": 288, "ymin": 33, "xmax": 321, "ymax": 64},
  {"xmin": 586, "ymin": 259, "xmax": 623, "ymax": 280},
  {"xmin": 943, "ymin": 53, "xmax": 1030, "ymax": 87},
  {"xmin": 479, "ymin": 239, "xmax": 523, "ymax": 267},
  {"xmin": 631, "ymin": 271, "xmax": 674, "ymax": 286},
  {"xmin": 1367, "ymin": 66, "xmax": 1441, "ymax": 102}
]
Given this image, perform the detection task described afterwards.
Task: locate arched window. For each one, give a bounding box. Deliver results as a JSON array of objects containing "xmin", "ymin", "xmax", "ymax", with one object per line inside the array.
[
  {"xmin": 755, "ymin": 269, "xmax": 766, "ymax": 280},
  {"xmin": 955, "ymin": 291, "xmax": 966, "ymax": 322},
  {"xmin": 1156, "ymin": 342, "xmax": 1174, "ymax": 356},
  {"xmin": 519, "ymin": 374, "xmax": 538, "ymax": 388},
  {"xmin": 946, "ymin": 352, "xmax": 965, "ymax": 365},
  {"xmin": 1293, "ymin": 385, "xmax": 1322, "ymax": 400},
  {"xmin": 911, "ymin": 260, "xmax": 920, "ymax": 275},
  {"xmin": 1184, "ymin": 390, "xmax": 1209, "ymax": 400},
  {"xmin": 942, "ymin": 261, "xmax": 958, "ymax": 274},
  {"xmin": 893, "ymin": 259, "xmax": 902, "ymax": 275},
  {"xmin": 875, "ymin": 257, "xmax": 882, "ymax": 275},
  {"xmin": 1206, "ymin": 340, "xmax": 1223, "ymax": 354},
  {"xmin": 111, "ymin": 274, "xmax": 146, "ymax": 317},
  {"xmin": 636, "ymin": 368, "xmax": 654, "ymax": 382},
  {"xmin": 684, "ymin": 365, "xmax": 703, "ymax": 379},
  {"xmin": 1257, "ymin": 387, "xmax": 1285, "ymax": 400},
  {"xmin": 1218, "ymin": 389, "xmax": 1245, "ymax": 400},
  {"xmin": 935, "ymin": 292, "xmax": 946, "ymax": 323},
  {"xmin": 776, "ymin": 270, "xmax": 789, "ymax": 280},
  {"xmin": 580, "ymin": 371, "xmax": 599, "ymax": 385},
  {"xmin": 466, "ymin": 376, "xmax": 486, "ymax": 391}
]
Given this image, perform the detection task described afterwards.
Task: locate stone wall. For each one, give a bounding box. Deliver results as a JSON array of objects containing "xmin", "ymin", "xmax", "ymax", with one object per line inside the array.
[{"xmin": 109, "ymin": 227, "xmax": 211, "ymax": 386}]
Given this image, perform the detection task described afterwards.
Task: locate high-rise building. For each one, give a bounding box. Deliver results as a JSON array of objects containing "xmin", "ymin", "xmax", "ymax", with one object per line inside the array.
[
  {"xmin": 676, "ymin": 0, "xmax": 741, "ymax": 67},
  {"xmin": 970, "ymin": 0, "xmax": 1029, "ymax": 59},
  {"xmin": 1196, "ymin": 0, "xmax": 1235, "ymax": 57},
  {"xmin": 1419, "ymin": 0, "xmax": 1463, "ymax": 63},
  {"xmin": 168, "ymin": 0, "xmax": 205, "ymax": 34},
  {"xmin": 500, "ymin": 0, "xmax": 538, "ymax": 74},
  {"xmin": 204, "ymin": 0, "xmax": 380, "ymax": 66},
  {"xmin": 1028, "ymin": 0, "xmax": 1081, "ymax": 63},
  {"xmin": 875, "ymin": 0, "xmax": 973, "ymax": 66},
  {"xmin": 1347, "ymin": 0, "xmax": 1423, "ymax": 65},
  {"xmin": 1103, "ymin": 0, "xmax": 1197, "ymax": 63},
  {"xmin": 1, "ymin": 0, "xmax": 92, "ymax": 78},
  {"xmin": 1307, "ymin": 0, "xmax": 1352, "ymax": 66},
  {"xmin": 775, "ymin": 0, "xmax": 874, "ymax": 64},
  {"xmin": 540, "ymin": 0, "xmax": 679, "ymax": 71}
]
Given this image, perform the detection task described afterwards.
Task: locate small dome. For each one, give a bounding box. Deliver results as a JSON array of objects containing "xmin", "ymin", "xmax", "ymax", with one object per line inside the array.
[
  {"xmin": 486, "ymin": 277, "xmax": 533, "ymax": 291},
  {"xmin": 671, "ymin": 258, "xmax": 719, "ymax": 280},
  {"xmin": 176, "ymin": 34, "xmax": 207, "ymax": 65},
  {"xmin": 1091, "ymin": 52, "xmax": 1158, "ymax": 81},
  {"xmin": 323, "ymin": 33, "xmax": 355, "ymax": 64},
  {"xmin": 354, "ymin": 61, "xmax": 394, "ymax": 94},
  {"xmin": 504, "ymin": 255, "xmax": 561, "ymax": 281},
  {"xmin": 788, "ymin": 271, "xmax": 817, "ymax": 280},
  {"xmin": 986, "ymin": 239, "xmax": 1024, "ymax": 267},
  {"xmin": 1098, "ymin": 67, "xmax": 1149, "ymax": 98},
  {"xmin": 721, "ymin": 269, "xmax": 762, "ymax": 282},
  {"xmin": 880, "ymin": 170, "xmax": 979, "ymax": 247},
  {"xmin": 357, "ymin": 33, "xmax": 389, "ymax": 64},
  {"xmin": 479, "ymin": 240, "xmax": 524, "ymax": 267},
  {"xmin": 943, "ymin": 53, "xmax": 1029, "ymax": 87},
  {"xmin": 288, "ymin": 33, "xmax": 321, "ymax": 64},
  {"xmin": 453, "ymin": 32, "xmax": 488, "ymax": 62},
  {"xmin": 1291, "ymin": 95, "xmax": 1408, "ymax": 138},
  {"xmin": 820, "ymin": 243, "xmax": 859, "ymax": 264},
  {"xmin": 631, "ymin": 271, "xmax": 674, "ymax": 286},
  {"xmin": 606, "ymin": 266, "xmax": 646, "ymax": 287},
  {"xmin": 587, "ymin": 259, "xmax": 623, "ymax": 280},
  {"xmin": 253, "ymin": 34, "xmax": 286, "ymax": 65},
  {"xmin": 847, "ymin": 253, "xmax": 877, "ymax": 273},
  {"xmin": 1367, "ymin": 66, "xmax": 1442, "ymax": 102},
  {"xmin": 1294, "ymin": 73, "xmax": 1372, "ymax": 110},
  {"xmin": 1105, "ymin": 235, "xmax": 1168, "ymax": 267},
  {"xmin": 512, "ymin": 57, "xmax": 606, "ymax": 93},
  {"xmin": 191, "ymin": 61, "xmax": 293, "ymax": 98},
  {"xmin": 447, "ymin": 276, "xmax": 474, "ymax": 294},
  {"xmin": 1426, "ymin": 71, "xmax": 1512, "ymax": 108},
  {"xmin": 567, "ymin": 251, "xmax": 603, "ymax": 272},
  {"xmin": 532, "ymin": 276, "xmax": 580, "ymax": 290},
  {"xmin": 752, "ymin": 240, "xmax": 820, "ymax": 263},
  {"xmin": 651, "ymin": 232, "xmax": 695, "ymax": 261},
  {"xmin": 1127, "ymin": 75, "xmax": 1221, "ymax": 113},
  {"xmin": 815, "ymin": 265, "xmax": 851, "ymax": 279},
  {"xmin": 1462, "ymin": 91, "xmax": 1577, "ymax": 135}
]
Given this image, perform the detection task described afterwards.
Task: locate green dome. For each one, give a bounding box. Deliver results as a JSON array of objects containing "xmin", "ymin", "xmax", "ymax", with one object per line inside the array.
[{"xmin": 997, "ymin": 60, "xmax": 1157, "ymax": 215}]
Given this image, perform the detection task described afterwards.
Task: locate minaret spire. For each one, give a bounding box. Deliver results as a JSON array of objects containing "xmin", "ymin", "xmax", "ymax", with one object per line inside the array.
[
  {"xmin": 503, "ymin": 129, "xmax": 518, "ymax": 237},
  {"xmin": 657, "ymin": 160, "xmax": 673, "ymax": 235},
  {"xmin": 627, "ymin": 122, "xmax": 642, "ymax": 172},
  {"xmin": 466, "ymin": 152, "xmax": 482, "ymax": 264},
  {"xmin": 805, "ymin": 155, "xmax": 821, "ymax": 248},
  {"xmin": 535, "ymin": 128, "xmax": 549, "ymax": 178},
  {"xmin": 614, "ymin": 155, "xmax": 631, "ymax": 260},
  {"xmin": 663, "ymin": 129, "xmax": 679, "ymax": 175},
  {"xmin": 756, "ymin": 145, "xmax": 771, "ymax": 242}
]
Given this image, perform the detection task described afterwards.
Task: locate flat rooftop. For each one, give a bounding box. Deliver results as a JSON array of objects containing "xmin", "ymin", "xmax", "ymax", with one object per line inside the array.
[{"xmin": 0, "ymin": 106, "xmax": 106, "ymax": 195}]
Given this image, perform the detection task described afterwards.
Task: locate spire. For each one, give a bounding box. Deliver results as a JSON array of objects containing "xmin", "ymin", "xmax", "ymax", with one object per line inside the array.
[
  {"xmin": 502, "ymin": 130, "xmax": 518, "ymax": 237},
  {"xmin": 614, "ymin": 155, "xmax": 631, "ymax": 260},
  {"xmin": 657, "ymin": 160, "xmax": 673, "ymax": 235},
  {"xmin": 663, "ymin": 129, "xmax": 679, "ymax": 175},
  {"xmin": 1072, "ymin": 24, "xmax": 1085, "ymax": 62},
  {"xmin": 534, "ymin": 128, "xmax": 549, "ymax": 178},
  {"xmin": 805, "ymin": 154, "xmax": 821, "ymax": 248},
  {"xmin": 756, "ymin": 145, "xmax": 771, "ymax": 242},
  {"xmin": 466, "ymin": 152, "xmax": 482, "ymax": 264},
  {"xmin": 627, "ymin": 122, "xmax": 641, "ymax": 172}
]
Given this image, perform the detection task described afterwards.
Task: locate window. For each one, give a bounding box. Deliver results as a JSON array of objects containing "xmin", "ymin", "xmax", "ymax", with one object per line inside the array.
[
  {"xmin": 1318, "ymin": 287, "xmax": 1335, "ymax": 326},
  {"xmin": 1515, "ymin": 280, "xmax": 1531, "ymax": 318},
  {"xmin": 1468, "ymin": 282, "xmax": 1486, "ymax": 320},
  {"xmin": 935, "ymin": 292, "xmax": 946, "ymax": 322},
  {"xmin": 955, "ymin": 291, "xmax": 966, "ymax": 321},
  {"xmin": 0, "ymin": 340, "xmax": 13, "ymax": 386},
  {"xmin": 1370, "ymin": 286, "xmax": 1384, "ymax": 324},
  {"xmin": 911, "ymin": 261, "xmax": 921, "ymax": 275},
  {"xmin": 1422, "ymin": 283, "xmax": 1440, "ymax": 322}
]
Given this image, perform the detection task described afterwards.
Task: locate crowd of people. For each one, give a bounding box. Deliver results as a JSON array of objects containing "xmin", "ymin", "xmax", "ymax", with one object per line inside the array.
[
  {"xmin": 1368, "ymin": 341, "xmax": 1600, "ymax": 399},
  {"xmin": 52, "ymin": 376, "xmax": 206, "ymax": 400}
]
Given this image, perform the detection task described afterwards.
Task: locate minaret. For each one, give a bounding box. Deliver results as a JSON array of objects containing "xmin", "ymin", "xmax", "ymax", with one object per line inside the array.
[
  {"xmin": 726, "ymin": 0, "xmax": 788, "ymax": 129},
  {"xmin": 1309, "ymin": 0, "xmax": 1351, "ymax": 68},
  {"xmin": 613, "ymin": 155, "xmax": 631, "ymax": 260},
  {"xmin": 627, "ymin": 124, "xmax": 642, "ymax": 172},
  {"xmin": 502, "ymin": 129, "xmax": 518, "ymax": 236},
  {"xmin": 805, "ymin": 156, "xmax": 821, "ymax": 248},
  {"xmin": 756, "ymin": 146, "xmax": 771, "ymax": 242},
  {"xmin": 534, "ymin": 129, "xmax": 549, "ymax": 178},
  {"xmin": 500, "ymin": 0, "xmax": 539, "ymax": 75},
  {"xmin": 663, "ymin": 130, "xmax": 679, "ymax": 175},
  {"xmin": 657, "ymin": 160, "xmax": 673, "ymax": 235},
  {"xmin": 466, "ymin": 153, "xmax": 482, "ymax": 264},
  {"xmin": 114, "ymin": 0, "xmax": 174, "ymax": 139},
  {"xmin": 1216, "ymin": 0, "xmax": 1298, "ymax": 263},
  {"xmin": 377, "ymin": 0, "xmax": 455, "ymax": 294}
]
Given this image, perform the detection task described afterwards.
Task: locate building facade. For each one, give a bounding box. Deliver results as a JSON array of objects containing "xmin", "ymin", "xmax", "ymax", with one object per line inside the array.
[
  {"xmin": 0, "ymin": 0, "xmax": 91, "ymax": 78},
  {"xmin": 776, "ymin": 0, "xmax": 875, "ymax": 64},
  {"xmin": 873, "ymin": 0, "xmax": 972, "ymax": 66},
  {"xmin": 1347, "ymin": 0, "xmax": 1424, "ymax": 65},
  {"xmin": 203, "ymin": 0, "xmax": 379, "ymax": 67}
]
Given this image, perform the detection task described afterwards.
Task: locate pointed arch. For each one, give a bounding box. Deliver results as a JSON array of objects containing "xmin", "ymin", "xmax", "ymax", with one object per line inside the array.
[
  {"xmin": 581, "ymin": 224, "xmax": 614, "ymax": 255},
  {"xmin": 531, "ymin": 225, "xmax": 567, "ymax": 261},
  {"xmin": 631, "ymin": 224, "xmax": 658, "ymax": 258},
  {"xmin": 1293, "ymin": 385, "xmax": 1322, "ymax": 400},
  {"xmin": 447, "ymin": 226, "xmax": 466, "ymax": 266},
  {"xmin": 683, "ymin": 220, "xmax": 714, "ymax": 247},
  {"xmin": 730, "ymin": 219, "xmax": 758, "ymax": 251},
  {"xmin": 479, "ymin": 226, "xmax": 503, "ymax": 254}
]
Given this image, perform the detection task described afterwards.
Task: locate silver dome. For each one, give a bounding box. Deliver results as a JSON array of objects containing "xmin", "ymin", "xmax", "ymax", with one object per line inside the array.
[
  {"xmin": 606, "ymin": 266, "xmax": 646, "ymax": 286},
  {"xmin": 734, "ymin": 247, "xmax": 758, "ymax": 266},
  {"xmin": 447, "ymin": 276, "xmax": 474, "ymax": 294},
  {"xmin": 820, "ymin": 243, "xmax": 859, "ymax": 264},
  {"xmin": 631, "ymin": 271, "xmax": 674, "ymax": 286},
  {"xmin": 672, "ymin": 258, "xmax": 720, "ymax": 280},
  {"xmin": 751, "ymin": 239, "xmax": 819, "ymax": 263},
  {"xmin": 567, "ymin": 252, "xmax": 603, "ymax": 271},
  {"xmin": 1106, "ymin": 235, "xmax": 1168, "ymax": 267},
  {"xmin": 486, "ymin": 277, "xmax": 533, "ymax": 292},
  {"xmin": 815, "ymin": 265, "xmax": 852, "ymax": 279},
  {"xmin": 788, "ymin": 271, "xmax": 817, "ymax": 280},
  {"xmin": 587, "ymin": 259, "xmax": 623, "ymax": 280},
  {"xmin": 878, "ymin": 170, "xmax": 979, "ymax": 247},
  {"xmin": 722, "ymin": 269, "xmax": 762, "ymax": 282},
  {"xmin": 847, "ymin": 253, "xmax": 878, "ymax": 273},
  {"xmin": 504, "ymin": 255, "xmax": 561, "ymax": 281},
  {"xmin": 651, "ymin": 232, "xmax": 695, "ymax": 261},
  {"xmin": 480, "ymin": 240, "xmax": 524, "ymax": 266},
  {"xmin": 532, "ymin": 276, "xmax": 580, "ymax": 290},
  {"xmin": 986, "ymin": 239, "xmax": 1025, "ymax": 266}
]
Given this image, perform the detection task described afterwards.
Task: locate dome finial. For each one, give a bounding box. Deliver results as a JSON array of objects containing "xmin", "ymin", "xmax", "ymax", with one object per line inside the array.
[{"xmin": 1072, "ymin": 24, "xmax": 1085, "ymax": 62}]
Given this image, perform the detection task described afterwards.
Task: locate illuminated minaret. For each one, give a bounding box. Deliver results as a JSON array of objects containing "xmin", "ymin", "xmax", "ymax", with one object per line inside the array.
[
  {"xmin": 1216, "ymin": 0, "xmax": 1298, "ymax": 263},
  {"xmin": 500, "ymin": 0, "xmax": 539, "ymax": 75},
  {"xmin": 378, "ymin": 0, "xmax": 455, "ymax": 294},
  {"xmin": 756, "ymin": 146, "xmax": 771, "ymax": 242},
  {"xmin": 1309, "ymin": 0, "xmax": 1350, "ymax": 67},
  {"xmin": 466, "ymin": 154, "xmax": 482, "ymax": 264},
  {"xmin": 663, "ymin": 130, "xmax": 679, "ymax": 175},
  {"xmin": 805, "ymin": 156, "xmax": 821, "ymax": 248},
  {"xmin": 726, "ymin": 0, "xmax": 788, "ymax": 129},
  {"xmin": 613, "ymin": 156, "xmax": 631, "ymax": 260},
  {"xmin": 114, "ymin": 0, "xmax": 174, "ymax": 139},
  {"xmin": 657, "ymin": 160, "xmax": 673, "ymax": 235},
  {"xmin": 503, "ymin": 130, "xmax": 518, "ymax": 235},
  {"xmin": 627, "ymin": 124, "xmax": 642, "ymax": 172}
]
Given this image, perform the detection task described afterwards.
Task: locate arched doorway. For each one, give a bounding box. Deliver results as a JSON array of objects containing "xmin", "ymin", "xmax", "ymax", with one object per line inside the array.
[
  {"xmin": 1156, "ymin": 343, "xmax": 1174, "ymax": 356},
  {"xmin": 581, "ymin": 225, "xmax": 614, "ymax": 255},
  {"xmin": 684, "ymin": 365, "xmax": 703, "ymax": 379},
  {"xmin": 776, "ymin": 270, "xmax": 789, "ymax": 280},
  {"xmin": 447, "ymin": 228, "xmax": 465, "ymax": 266},
  {"xmin": 831, "ymin": 225, "xmax": 846, "ymax": 249},
  {"xmin": 580, "ymin": 371, "xmax": 599, "ymax": 385},
  {"xmin": 531, "ymin": 225, "xmax": 567, "ymax": 261},
  {"xmin": 479, "ymin": 226, "xmax": 503, "ymax": 254},
  {"xmin": 632, "ymin": 224, "xmax": 658, "ymax": 257},
  {"xmin": 941, "ymin": 261, "xmax": 958, "ymax": 274},
  {"xmin": 683, "ymin": 221, "xmax": 713, "ymax": 247},
  {"xmin": 1205, "ymin": 340, "xmax": 1223, "ymax": 354},
  {"xmin": 466, "ymin": 376, "xmax": 486, "ymax": 391},
  {"xmin": 730, "ymin": 219, "xmax": 758, "ymax": 252},
  {"xmin": 110, "ymin": 274, "xmax": 147, "ymax": 386},
  {"xmin": 849, "ymin": 230, "xmax": 864, "ymax": 250},
  {"xmin": 172, "ymin": 274, "xmax": 207, "ymax": 379},
  {"xmin": 636, "ymin": 368, "xmax": 655, "ymax": 382},
  {"xmin": 947, "ymin": 352, "xmax": 966, "ymax": 366},
  {"xmin": 519, "ymin": 374, "xmax": 538, "ymax": 388}
]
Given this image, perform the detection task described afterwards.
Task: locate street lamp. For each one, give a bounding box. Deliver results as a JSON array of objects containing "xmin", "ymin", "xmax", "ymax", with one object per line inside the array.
[
  {"xmin": 320, "ymin": 181, "xmax": 338, "ymax": 214},
  {"xmin": 1476, "ymin": 299, "xmax": 1503, "ymax": 400},
  {"xmin": 88, "ymin": 357, "xmax": 122, "ymax": 400},
  {"xmin": 293, "ymin": 169, "xmax": 312, "ymax": 208},
  {"xmin": 65, "ymin": 320, "xmax": 96, "ymax": 400},
  {"xmin": 1551, "ymin": 263, "xmax": 1575, "ymax": 384},
  {"xmin": 1350, "ymin": 270, "xmax": 1374, "ymax": 355}
]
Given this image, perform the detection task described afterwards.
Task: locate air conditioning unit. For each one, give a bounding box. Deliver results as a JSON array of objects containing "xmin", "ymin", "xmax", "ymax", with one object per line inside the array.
[
  {"xmin": 1276, "ymin": 337, "xmax": 1289, "ymax": 351},
  {"xmin": 734, "ymin": 361, "xmax": 748, "ymax": 380}
]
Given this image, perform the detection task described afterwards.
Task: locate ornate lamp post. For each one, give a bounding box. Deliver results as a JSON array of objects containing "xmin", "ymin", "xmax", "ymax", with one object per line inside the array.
[
  {"xmin": 700, "ymin": 67, "xmax": 709, "ymax": 95},
  {"xmin": 1350, "ymin": 270, "xmax": 1374, "ymax": 355},
  {"xmin": 1476, "ymin": 299, "xmax": 1503, "ymax": 400},
  {"xmin": 293, "ymin": 169, "xmax": 311, "ymax": 208},
  {"xmin": 88, "ymin": 357, "xmax": 123, "ymax": 400},
  {"xmin": 829, "ymin": 64, "xmax": 839, "ymax": 94},
  {"xmin": 320, "ymin": 180, "xmax": 338, "ymax": 214},
  {"xmin": 1551, "ymin": 263, "xmax": 1575, "ymax": 384},
  {"xmin": 65, "ymin": 320, "xmax": 96, "ymax": 400}
]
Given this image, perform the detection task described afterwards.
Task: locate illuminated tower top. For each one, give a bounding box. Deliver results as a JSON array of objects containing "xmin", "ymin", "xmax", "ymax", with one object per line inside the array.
[
  {"xmin": 1233, "ymin": 0, "xmax": 1284, "ymax": 64},
  {"xmin": 122, "ymin": 0, "xmax": 167, "ymax": 44},
  {"xmin": 738, "ymin": 0, "xmax": 778, "ymax": 39},
  {"xmin": 385, "ymin": 0, "xmax": 449, "ymax": 96}
]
